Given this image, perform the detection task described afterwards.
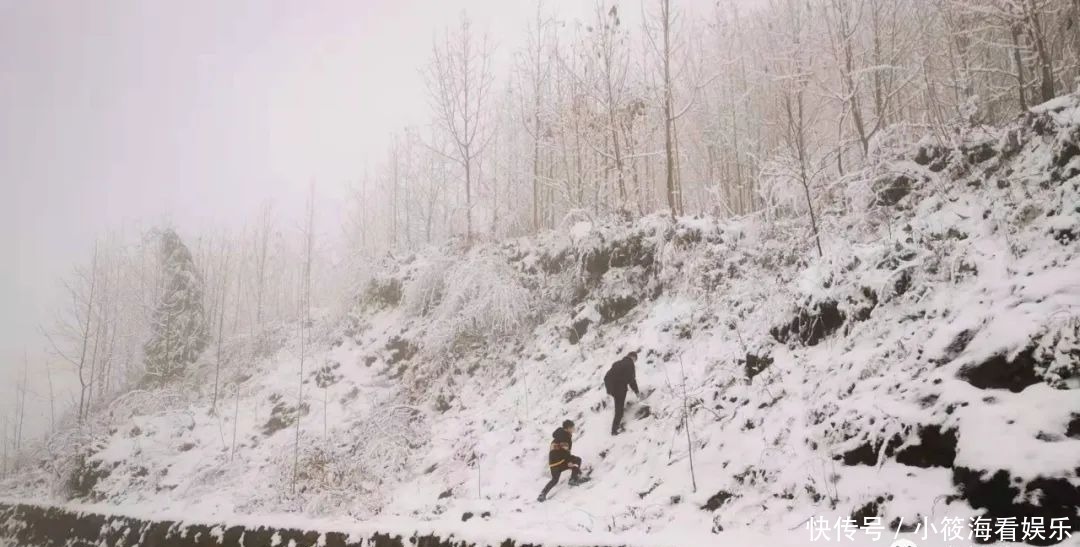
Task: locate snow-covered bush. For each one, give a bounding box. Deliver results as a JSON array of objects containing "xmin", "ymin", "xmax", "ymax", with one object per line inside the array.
[
  {"xmin": 107, "ymin": 386, "xmax": 191, "ymax": 421},
  {"xmin": 274, "ymin": 402, "xmax": 429, "ymax": 516},
  {"xmin": 402, "ymin": 257, "xmax": 453, "ymax": 316},
  {"xmin": 423, "ymin": 252, "xmax": 534, "ymax": 354}
]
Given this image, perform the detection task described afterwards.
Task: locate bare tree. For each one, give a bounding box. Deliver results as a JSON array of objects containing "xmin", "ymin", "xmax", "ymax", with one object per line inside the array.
[
  {"xmin": 44, "ymin": 245, "xmax": 99, "ymax": 423},
  {"xmin": 425, "ymin": 13, "xmax": 495, "ymax": 243},
  {"xmin": 210, "ymin": 239, "xmax": 232, "ymax": 414},
  {"xmin": 769, "ymin": 0, "xmax": 826, "ymax": 257},
  {"xmin": 649, "ymin": 0, "xmax": 685, "ymax": 216},
  {"xmin": 587, "ymin": 3, "xmax": 632, "ymax": 209},
  {"xmin": 13, "ymin": 356, "xmax": 29, "ymax": 459},
  {"xmin": 517, "ymin": 2, "xmax": 554, "ymax": 232},
  {"xmin": 253, "ymin": 202, "xmax": 273, "ymax": 331},
  {"xmin": 1, "ymin": 413, "xmax": 8, "ymax": 478},
  {"xmin": 292, "ymin": 184, "xmax": 316, "ymax": 494}
]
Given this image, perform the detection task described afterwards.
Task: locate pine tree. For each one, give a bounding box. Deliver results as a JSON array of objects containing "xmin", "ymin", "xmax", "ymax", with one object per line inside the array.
[{"xmin": 143, "ymin": 228, "xmax": 209, "ymax": 383}]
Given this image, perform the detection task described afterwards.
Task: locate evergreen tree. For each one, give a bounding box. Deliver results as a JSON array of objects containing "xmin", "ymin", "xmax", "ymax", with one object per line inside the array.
[{"xmin": 143, "ymin": 229, "xmax": 208, "ymax": 383}]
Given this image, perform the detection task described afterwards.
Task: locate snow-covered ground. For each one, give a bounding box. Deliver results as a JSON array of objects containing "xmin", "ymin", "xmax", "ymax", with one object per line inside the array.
[{"xmin": 3, "ymin": 94, "xmax": 1079, "ymax": 546}]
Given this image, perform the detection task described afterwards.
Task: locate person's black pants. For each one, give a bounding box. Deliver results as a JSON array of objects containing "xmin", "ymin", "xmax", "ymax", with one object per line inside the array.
[
  {"xmin": 611, "ymin": 390, "xmax": 627, "ymax": 434},
  {"xmin": 540, "ymin": 456, "xmax": 581, "ymax": 497}
]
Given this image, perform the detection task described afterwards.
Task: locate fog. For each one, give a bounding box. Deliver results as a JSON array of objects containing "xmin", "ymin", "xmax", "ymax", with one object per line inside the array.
[{"xmin": 1, "ymin": 0, "xmax": 605, "ymax": 429}]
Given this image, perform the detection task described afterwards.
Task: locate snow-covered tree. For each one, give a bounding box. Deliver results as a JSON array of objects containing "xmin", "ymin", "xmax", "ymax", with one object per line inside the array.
[{"xmin": 143, "ymin": 229, "xmax": 209, "ymax": 383}]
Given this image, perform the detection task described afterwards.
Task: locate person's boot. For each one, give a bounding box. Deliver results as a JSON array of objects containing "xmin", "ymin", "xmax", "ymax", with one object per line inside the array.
[
  {"xmin": 537, "ymin": 493, "xmax": 547, "ymax": 502},
  {"xmin": 569, "ymin": 475, "xmax": 590, "ymax": 486}
]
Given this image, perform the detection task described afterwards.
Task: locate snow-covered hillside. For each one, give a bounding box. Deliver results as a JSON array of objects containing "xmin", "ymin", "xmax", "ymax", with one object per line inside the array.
[{"xmin": 3, "ymin": 94, "xmax": 1080, "ymax": 546}]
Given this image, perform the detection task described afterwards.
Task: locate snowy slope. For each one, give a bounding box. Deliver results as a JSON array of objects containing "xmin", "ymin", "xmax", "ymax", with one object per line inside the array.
[{"xmin": 3, "ymin": 94, "xmax": 1080, "ymax": 546}]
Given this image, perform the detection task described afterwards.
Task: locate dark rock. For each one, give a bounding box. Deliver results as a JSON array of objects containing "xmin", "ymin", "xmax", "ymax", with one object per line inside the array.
[
  {"xmin": 539, "ymin": 249, "xmax": 571, "ymax": 274},
  {"xmin": 703, "ymin": 490, "xmax": 733, "ymax": 511},
  {"xmin": 262, "ymin": 399, "xmax": 309, "ymax": 437},
  {"xmin": 875, "ymin": 175, "xmax": 915, "ymax": 207},
  {"xmin": 64, "ymin": 455, "xmax": 109, "ymax": 500},
  {"xmin": 952, "ymin": 468, "xmax": 1080, "ymax": 545},
  {"xmin": 963, "ymin": 141, "xmax": 996, "ymax": 165},
  {"xmin": 461, "ymin": 512, "xmax": 474, "ymax": 522},
  {"xmin": 839, "ymin": 434, "xmax": 902, "ymax": 466},
  {"xmin": 598, "ymin": 295, "xmax": 638, "ymax": 323},
  {"xmin": 851, "ymin": 287, "xmax": 878, "ymax": 322},
  {"xmin": 939, "ymin": 329, "xmax": 976, "ymax": 363},
  {"xmin": 851, "ymin": 501, "xmax": 879, "ymax": 526},
  {"xmin": 568, "ymin": 317, "xmax": 591, "ymax": 344},
  {"xmin": 770, "ymin": 301, "xmax": 846, "ymax": 346},
  {"xmin": 435, "ymin": 394, "xmax": 452, "ymax": 413},
  {"xmin": 914, "ymin": 144, "xmax": 947, "ymax": 172},
  {"xmin": 1066, "ymin": 414, "xmax": 1080, "ymax": 440},
  {"xmin": 609, "ymin": 234, "xmax": 654, "ymax": 269},
  {"xmin": 889, "ymin": 516, "xmax": 919, "ymax": 533},
  {"xmin": 958, "ymin": 346, "xmax": 1041, "ymax": 393},
  {"xmin": 893, "ymin": 270, "xmax": 912, "ymax": 297},
  {"xmin": 582, "ymin": 246, "xmax": 611, "ymax": 279},
  {"xmin": 563, "ymin": 388, "xmax": 588, "ymax": 403},
  {"xmin": 1054, "ymin": 139, "xmax": 1079, "ymax": 169},
  {"xmin": 386, "ymin": 336, "xmax": 418, "ymax": 364},
  {"xmin": 895, "ymin": 425, "xmax": 957, "ymax": 468},
  {"xmin": 362, "ymin": 277, "xmax": 402, "ymax": 309},
  {"xmin": 741, "ymin": 353, "xmax": 774, "ymax": 381},
  {"xmin": 1053, "ymin": 227, "xmax": 1077, "ymax": 245}
]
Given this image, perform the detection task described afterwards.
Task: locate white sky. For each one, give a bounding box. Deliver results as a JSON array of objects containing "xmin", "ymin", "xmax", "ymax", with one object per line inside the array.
[{"xmin": 0, "ymin": 0, "xmax": 738, "ymax": 432}]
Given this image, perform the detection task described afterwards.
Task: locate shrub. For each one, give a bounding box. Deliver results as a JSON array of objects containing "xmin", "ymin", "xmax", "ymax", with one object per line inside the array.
[{"xmin": 425, "ymin": 253, "xmax": 534, "ymax": 353}]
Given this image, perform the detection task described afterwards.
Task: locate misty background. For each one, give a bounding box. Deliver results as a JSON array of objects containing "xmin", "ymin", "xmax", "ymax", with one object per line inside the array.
[{"xmin": 1, "ymin": 0, "xmax": 729, "ymax": 439}]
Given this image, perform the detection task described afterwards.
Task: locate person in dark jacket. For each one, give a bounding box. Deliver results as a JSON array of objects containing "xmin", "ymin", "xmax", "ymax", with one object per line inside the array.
[
  {"xmin": 538, "ymin": 420, "xmax": 585, "ymax": 501},
  {"xmin": 604, "ymin": 351, "xmax": 640, "ymax": 435}
]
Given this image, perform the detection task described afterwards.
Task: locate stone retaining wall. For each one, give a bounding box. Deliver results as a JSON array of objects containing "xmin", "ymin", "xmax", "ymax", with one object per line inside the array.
[{"xmin": 0, "ymin": 503, "xmax": 576, "ymax": 547}]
